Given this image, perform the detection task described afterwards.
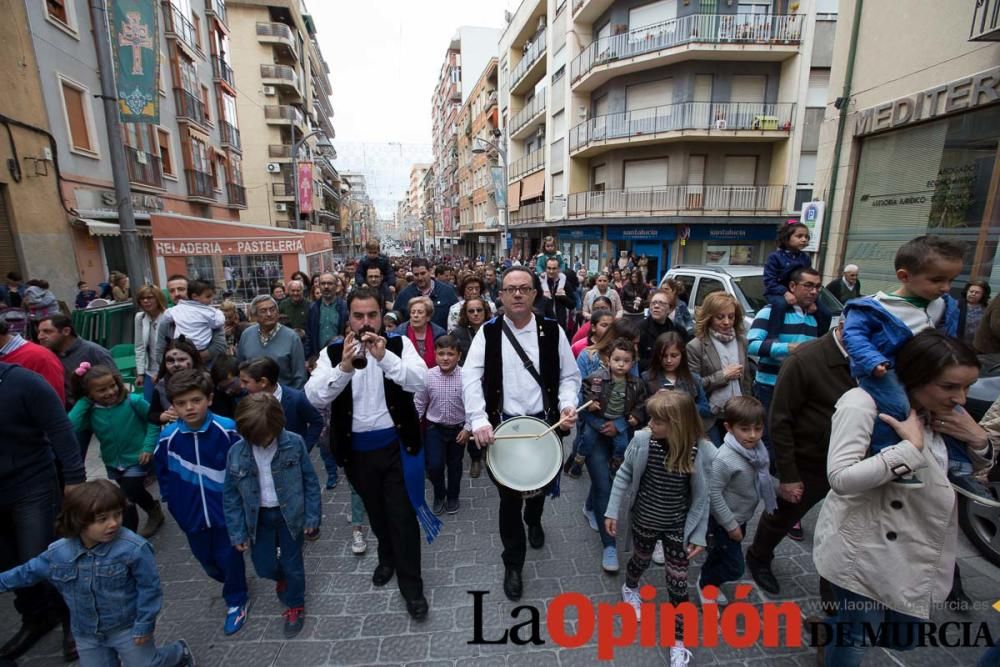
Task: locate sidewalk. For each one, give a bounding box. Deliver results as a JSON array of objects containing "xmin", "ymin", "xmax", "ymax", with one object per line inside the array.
[{"xmin": 2, "ymin": 440, "xmax": 998, "ymax": 666}]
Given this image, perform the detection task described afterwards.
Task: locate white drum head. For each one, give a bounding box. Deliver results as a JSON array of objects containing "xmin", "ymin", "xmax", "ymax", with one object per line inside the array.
[{"xmin": 487, "ymin": 416, "xmax": 563, "ymax": 493}]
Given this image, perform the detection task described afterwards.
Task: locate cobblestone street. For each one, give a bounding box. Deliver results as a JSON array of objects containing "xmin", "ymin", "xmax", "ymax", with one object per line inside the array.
[{"xmin": 3, "ymin": 441, "xmax": 999, "ymax": 666}]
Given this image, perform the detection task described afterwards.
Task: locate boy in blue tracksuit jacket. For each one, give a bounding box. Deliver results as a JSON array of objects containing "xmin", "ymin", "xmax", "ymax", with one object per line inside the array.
[
  {"xmin": 841, "ymin": 236, "xmax": 989, "ymax": 501},
  {"xmin": 154, "ymin": 369, "xmax": 250, "ymax": 635}
]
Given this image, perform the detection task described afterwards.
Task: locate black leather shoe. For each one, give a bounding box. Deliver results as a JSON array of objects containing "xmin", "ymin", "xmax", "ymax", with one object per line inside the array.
[
  {"xmin": 0, "ymin": 619, "xmax": 57, "ymax": 660},
  {"xmin": 405, "ymin": 595, "xmax": 429, "ymax": 621},
  {"xmin": 61, "ymin": 622, "xmax": 77, "ymax": 663},
  {"xmin": 503, "ymin": 567, "xmax": 523, "ymax": 601},
  {"xmin": 746, "ymin": 553, "xmax": 780, "ymax": 595},
  {"xmin": 527, "ymin": 525, "xmax": 545, "ymax": 549},
  {"xmin": 372, "ymin": 564, "xmax": 395, "ymax": 587}
]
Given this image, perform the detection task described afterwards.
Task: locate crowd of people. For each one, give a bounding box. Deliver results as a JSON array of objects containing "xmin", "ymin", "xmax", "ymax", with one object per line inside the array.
[{"xmin": 1, "ymin": 228, "xmax": 999, "ymax": 667}]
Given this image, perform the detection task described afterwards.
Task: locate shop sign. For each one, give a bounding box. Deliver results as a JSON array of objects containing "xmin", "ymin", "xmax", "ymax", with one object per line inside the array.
[
  {"xmin": 854, "ymin": 66, "xmax": 1000, "ymax": 136},
  {"xmin": 558, "ymin": 227, "xmax": 602, "ymax": 241},
  {"xmin": 800, "ymin": 201, "xmax": 825, "ymax": 253},
  {"xmin": 686, "ymin": 225, "xmax": 775, "ymax": 242},
  {"xmin": 606, "ymin": 226, "xmax": 676, "ymax": 241},
  {"xmin": 155, "ymin": 237, "xmax": 305, "ymax": 256},
  {"xmin": 75, "ymin": 188, "xmax": 165, "ymax": 217}
]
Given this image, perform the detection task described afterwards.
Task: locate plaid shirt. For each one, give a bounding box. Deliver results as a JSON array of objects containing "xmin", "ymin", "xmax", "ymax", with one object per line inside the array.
[{"xmin": 414, "ymin": 365, "xmax": 468, "ymax": 429}]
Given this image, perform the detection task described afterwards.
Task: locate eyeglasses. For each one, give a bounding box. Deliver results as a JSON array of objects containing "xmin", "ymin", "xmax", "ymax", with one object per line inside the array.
[
  {"xmin": 797, "ymin": 282, "xmax": 822, "ymax": 291},
  {"xmin": 501, "ymin": 286, "xmax": 535, "ymax": 296},
  {"xmin": 466, "ymin": 307, "xmax": 485, "ymax": 314}
]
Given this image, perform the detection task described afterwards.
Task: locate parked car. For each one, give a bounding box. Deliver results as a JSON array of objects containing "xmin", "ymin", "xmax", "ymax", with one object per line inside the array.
[
  {"xmin": 659, "ymin": 264, "xmax": 844, "ymax": 332},
  {"xmin": 959, "ymin": 354, "xmax": 1000, "ymax": 567}
]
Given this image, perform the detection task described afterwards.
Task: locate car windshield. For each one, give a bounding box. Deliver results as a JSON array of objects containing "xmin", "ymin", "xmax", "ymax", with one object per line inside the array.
[{"xmin": 732, "ymin": 275, "xmax": 768, "ymax": 316}]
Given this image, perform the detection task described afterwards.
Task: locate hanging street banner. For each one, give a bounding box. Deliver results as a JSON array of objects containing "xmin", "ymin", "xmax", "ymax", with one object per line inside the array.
[
  {"xmin": 491, "ymin": 166, "xmax": 507, "ymax": 207},
  {"xmin": 298, "ymin": 162, "xmax": 314, "ymax": 215},
  {"xmin": 110, "ymin": 0, "xmax": 160, "ymax": 123}
]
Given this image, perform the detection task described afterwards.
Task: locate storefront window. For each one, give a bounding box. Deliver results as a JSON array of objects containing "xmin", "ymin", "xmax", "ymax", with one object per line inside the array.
[
  {"xmin": 222, "ymin": 254, "xmax": 281, "ymax": 302},
  {"xmin": 185, "ymin": 256, "xmax": 214, "ymax": 284},
  {"xmin": 843, "ymin": 105, "xmax": 1000, "ymax": 293}
]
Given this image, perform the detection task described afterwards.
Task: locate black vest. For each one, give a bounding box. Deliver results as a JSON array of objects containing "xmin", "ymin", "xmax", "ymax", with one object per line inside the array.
[
  {"xmin": 481, "ymin": 317, "xmax": 563, "ymax": 428},
  {"xmin": 324, "ymin": 334, "xmax": 422, "ymax": 466}
]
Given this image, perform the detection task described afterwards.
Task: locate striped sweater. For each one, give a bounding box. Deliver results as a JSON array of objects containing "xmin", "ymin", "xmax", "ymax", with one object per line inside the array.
[{"xmin": 746, "ymin": 305, "xmax": 818, "ymax": 386}]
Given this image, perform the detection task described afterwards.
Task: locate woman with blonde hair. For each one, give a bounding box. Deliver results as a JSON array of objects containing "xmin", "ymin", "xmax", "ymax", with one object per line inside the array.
[
  {"xmin": 686, "ymin": 291, "xmax": 753, "ymax": 445},
  {"xmin": 133, "ymin": 285, "xmax": 167, "ymax": 402},
  {"xmin": 395, "ymin": 296, "xmax": 445, "ymax": 367}
]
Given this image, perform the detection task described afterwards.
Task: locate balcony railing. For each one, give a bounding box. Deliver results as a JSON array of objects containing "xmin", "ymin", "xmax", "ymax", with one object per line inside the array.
[
  {"xmin": 256, "ymin": 22, "xmax": 297, "ymax": 57},
  {"xmin": 162, "ymin": 1, "xmax": 198, "ymax": 53},
  {"xmin": 212, "ymin": 56, "xmax": 235, "ymax": 88},
  {"xmin": 268, "ymin": 144, "xmax": 292, "ymax": 159},
  {"xmin": 485, "ymin": 90, "xmax": 498, "ymax": 109},
  {"xmin": 261, "ymin": 64, "xmax": 299, "ymax": 90},
  {"xmin": 220, "ymin": 121, "xmax": 241, "ymax": 152},
  {"xmin": 971, "ymin": 0, "xmax": 1000, "ymax": 40},
  {"xmin": 511, "ymin": 28, "xmax": 547, "ymax": 89},
  {"xmin": 569, "ymin": 102, "xmax": 795, "ymax": 151},
  {"xmin": 185, "ymin": 169, "xmax": 216, "ymax": 200},
  {"xmin": 567, "ymin": 185, "xmax": 785, "ymax": 218},
  {"xmin": 510, "ymin": 202, "xmax": 545, "ymax": 226},
  {"xmin": 205, "ymin": 0, "xmax": 226, "ymax": 26},
  {"xmin": 571, "ymin": 14, "xmax": 802, "ymax": 83},
  {"xmin": 265, "ymin": 105, "xmax": 305, "ymax": 127},
  {"xmin": 227, "ymin": 182, "xmax": 246, "ymax": 208},
  {"xmin": 509, "ymin": 149, "xmax": 545, "ymax": 180},
  {"xmin": 125, "ymin": 147, "xmax": 163, "ymax": 189},
  {"xmin": 174, "ymin": 89, "xmax": 208, "ymax": 126},
  {"xmin": 510, "ymin": 90, "xmax": 547, "ymax": 136}
]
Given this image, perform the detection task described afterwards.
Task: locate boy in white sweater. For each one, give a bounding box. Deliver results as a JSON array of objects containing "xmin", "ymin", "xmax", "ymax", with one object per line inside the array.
[
  {"xmin": 159, "ymin": 279, "xmax": 224, "ymax": 352},
  {"xmin": 700, "ymin": 396, "xmax": 776, "ymax": 604}
]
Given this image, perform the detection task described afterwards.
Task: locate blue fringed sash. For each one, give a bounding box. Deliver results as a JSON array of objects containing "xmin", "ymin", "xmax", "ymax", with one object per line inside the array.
[{"xmin": 399, "ymin": 442, "xmax": 442, "ymax": 543}]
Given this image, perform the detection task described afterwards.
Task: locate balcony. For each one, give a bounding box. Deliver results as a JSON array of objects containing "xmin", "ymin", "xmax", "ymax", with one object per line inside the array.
[
  {"xmin": 569, "ymin": 102, "xmax": 795, "ymax": 157},
  {"xmin": 485, "ymin": 90, "xmax": 498, "ymax": 110},
  {"xmin": 125, "ymin": 147, "xmax": 163, "ymax": 189},
  {"xmin": 272, "ymin": 180, "xmax": 294, "ymax": 200},
  {"xmin": 268, "ymin": 144, "xmax": 293, "ymax": 161},
  {"xmin": 265, "ymin": 105, "xmax": 306, "ymax": 131},
  {"xmin": 212, "ymin": 56, "xmax": 235, "ymax": 89},
  {"xmin": 174, "ymin": 89, "xmax": 208, "ymax": 127},
  {"xmin": 162, "ymin": 1, "xmax": 199, "ymax": 54},
  {"xmin": 320, "ymin": 181, "xmax": 340, "ymax": 201},
  {"xmin": 226, "ymin": 182, "xmax": 246, "ymax": 208},
  {"xmin": 567, "ymin": 185, "xmax": 785, "ymax": 219},
  {"xmin": 571, "ymin": 14, "xmax": 802, "ymax": 92},
  {"xmin": 510, "ymin": 202, "xmax": 545, "ymax": 226},
  {"xmin": 261, "ymin": 64, "xmax": 301, "ymax": 97},
  {"xmin": 509, "ymin": 148, "xmax": 545, "ymax": 180},
  {"xmin": 220, "ymin": 121, "xmax": 241, "ymax": 152},
  {"xmin": 205, "ymin": 0, "xmax": 226, "ymax": 26},
  {"xmin": 449, "ymin": 81, "xmax": 462, "ymax": 102},
  {"xmin": 971, "ymin": 0, "xmax": 1000, "ymax": 40},
  {"xmin": 509, "ymin": 90, "xmax": 547, "ymax": 140},
  {"xmin": 317, "ymin": 209, "xmax": 340, "ymax": 228},
  {"xmin": 256, "ymin": 22, "xmax": 298, "ymax": 60},
  {"xmin": 185, "ymin": 169, "xmax": 216, "ymax": 201},
  {"xmin": 510, "ymin": 28, "xmax": 547, "ymax": 96}
]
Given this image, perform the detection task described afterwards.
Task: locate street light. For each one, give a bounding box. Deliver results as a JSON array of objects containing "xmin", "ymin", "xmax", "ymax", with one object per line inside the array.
[
  {"xmin": 291, "ymin": 128, "xmax": 332, "ymax": 230},
  {"xmin": 472, "ymin": 133, "xmax": 509, "ymax": 260}
]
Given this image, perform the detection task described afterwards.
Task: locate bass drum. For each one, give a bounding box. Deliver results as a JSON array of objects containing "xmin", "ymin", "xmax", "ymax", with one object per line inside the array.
[{"xmin": 487, "ymin": 416, "xmax": 563, "ymax": 498}]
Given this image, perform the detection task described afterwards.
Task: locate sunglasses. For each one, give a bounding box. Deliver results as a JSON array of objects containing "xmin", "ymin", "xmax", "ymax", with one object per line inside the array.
[{"xmin": 466, "ymin": 307, "xmax": 485, "ymax": 314}]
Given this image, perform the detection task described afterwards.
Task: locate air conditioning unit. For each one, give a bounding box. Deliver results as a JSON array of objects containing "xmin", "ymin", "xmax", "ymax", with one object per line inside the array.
[
  {"xmin": 263, "ymin": 85, "xmax": 276, "ymax": 96},
  {"xmin": 275, "ymin": 203, "xmax": 288, "ymax": 212},
  {"xmin": 266, "ymin": 162, "xmax": 281, "ymax": 173}
]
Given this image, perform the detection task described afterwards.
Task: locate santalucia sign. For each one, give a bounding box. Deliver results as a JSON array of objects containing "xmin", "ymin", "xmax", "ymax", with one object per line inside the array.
[{"xmin": 853, "ymin": 66, "xmax": 999, "ymax": 136}]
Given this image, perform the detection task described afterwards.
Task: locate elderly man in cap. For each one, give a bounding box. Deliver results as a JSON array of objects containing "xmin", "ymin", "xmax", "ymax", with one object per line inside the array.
[{"xmin": 825, "ymin": 264, "xmax": 861, "ymax": 303}]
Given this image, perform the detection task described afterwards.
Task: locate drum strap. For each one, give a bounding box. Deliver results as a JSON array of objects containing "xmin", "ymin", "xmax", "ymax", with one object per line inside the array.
[{"xmin": 501, "ymin": 321, "xmax": 554, "ymax": 419}]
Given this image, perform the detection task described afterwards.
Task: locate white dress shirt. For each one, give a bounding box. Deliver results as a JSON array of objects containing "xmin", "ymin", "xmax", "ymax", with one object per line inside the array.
[
  {"xmin": 462, "ymin": 314, "xmax": 581, "ymax": 432},
  {"xmin": 304, "ymin": 335, "xmax": 427, "ymax": 432},
  {"xmin": 252, "ymin": 441, "xmax": 279, "ymax": 508}
]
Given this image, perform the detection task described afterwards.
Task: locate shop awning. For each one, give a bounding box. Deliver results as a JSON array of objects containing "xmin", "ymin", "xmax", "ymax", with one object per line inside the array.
[
  {"xmin": 508, "ymin": 181, "xmax": 521, "ymax": 212},
  {"xmin": 520, "ymin": 171, "xmax": 545, "ymax": 201},
  {"xmin": 79, "ymin": 218, "xmax": 152, "ymax": 237}
]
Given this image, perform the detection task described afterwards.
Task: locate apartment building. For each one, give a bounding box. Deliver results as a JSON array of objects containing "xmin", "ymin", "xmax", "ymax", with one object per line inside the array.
[
  {"xmin": 499, "ymin": 0, "xmax": 837, "ymax": 280},
  {"xmin": 340, "ymin": 172, "xmax": 376, "ymax": 257},
  {"xmin": 430, "ymin": 26, "xmax": 502, "ymax": 254},
  {"xmin": 814, "ymin": 0, "xmax": 1000, "ymax": 292},
  {"xmin": 408, "ymin": 163, "xmax": 431, "ymax": 221},
  {"xmin": 456, "ymin": 58, "xmax": 501, "ymax": 259}
]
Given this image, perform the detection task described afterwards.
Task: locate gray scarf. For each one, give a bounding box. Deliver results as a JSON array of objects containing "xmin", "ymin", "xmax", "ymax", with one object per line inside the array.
[{"xmin": 723, "ymin": 432, "xmax": 777, "ymax": 514}]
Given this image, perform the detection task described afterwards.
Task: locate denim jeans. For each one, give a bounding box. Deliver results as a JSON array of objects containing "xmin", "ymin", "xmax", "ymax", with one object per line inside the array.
[
  {"xmin": 424, "ymin": 423, "xmax": 464, "ymax": 502},
  {"xmin": 583, "ymin": 433, "xmax": 616, "ymax": 549},
  {"xmin": 76, "ymin": 626, "xmax": 185, "ymax": 667},
  {"xmin": 141, "ymin": 373, "xmax": 155, "ymax": 404},
  {"xmin": 251, "ymin": 507, "xmax": 306, "ymax": 609},
  {"xmin": 579, "ymin": 412, "xmax": 629, "ymax": 459},
  {"xmin": 823, "ymin": 583, "xmax": 921, "ymax": 666},
  {"xmin": 699, "ymin": 518, "xmax": 746, "ymax": 588},
  {"xmin": 0, "ymin": 477, "xmax": 66, "ymax": 624},
  {"xmin": 349, "ymin": 483, "xmax": 366, "ymax": 525}
]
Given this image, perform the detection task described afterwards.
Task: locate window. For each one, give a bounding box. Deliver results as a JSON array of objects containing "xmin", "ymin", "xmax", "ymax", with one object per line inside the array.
[
  {"xmin": 190, "ymin": 136, "xmax": 210, "ymax": 173},
  {"xmin": 157, "ymin": 129, "xmax": 176, "ymax": 177},
  {"xmin": 192, "ymin": 13, "xmax": 202, "ymax": 50},
  {"xmin": 624, "ymin": 158, "xmax": 669, "ymax": 189},
  {"xmin": 46, "ymin": 0, "xmax": 76, "ymax": 33},
  {"xmin": 123, "ymin": 123, "xmax": 157, "ymax": 153},
  {"xmin": 200, "ymin": 85, "xmax": 211, "ymax": 124},
  {"xmin": 59, "ymin": 78, "xmax": 96, "ymax": 155},
  {"xmin": 795, "ymin": 151, "xmax": 817, "ymax": 211},
  {"xmin": 806, "ymin": 70, "xmax": 830, "ymax": 108},
  {"xmin": 694, "ymin": 278, "xmax": 724, "ymax": 307}
]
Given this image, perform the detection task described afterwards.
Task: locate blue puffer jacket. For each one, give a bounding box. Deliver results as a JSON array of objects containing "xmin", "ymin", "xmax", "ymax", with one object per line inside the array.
[
  {"xmin": 223, "ymin": 430, "xmax": 321, "ymax": 546},
  {"xmin": 763, "ymin": 248, "xmax": 812, "ymax": 297},
  {"xmin": 842, "ymin": 294, "xmax": 959, "ymax": 378}
]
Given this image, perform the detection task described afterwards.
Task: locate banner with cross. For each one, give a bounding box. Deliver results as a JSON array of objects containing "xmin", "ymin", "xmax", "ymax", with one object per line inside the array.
[{"xmin": 110, "ymin": 0, "xmax": 160, "ymax": 123}]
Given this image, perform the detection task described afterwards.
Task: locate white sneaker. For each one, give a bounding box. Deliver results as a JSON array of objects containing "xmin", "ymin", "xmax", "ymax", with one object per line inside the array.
[
  {"xmin": 652, "ymin": 540, "xmax": 665, "ymax": 565},
  {"xmin": 697, "ymin": 584, "xmax": 728, "ymax": 606},
  {"xmin": 351, "ymin": 527, "xmax": 367, "ymax": 555},
  {"xmin": 621, "ymin": 583, "xmax": 641, "ymax": 618},
  {"xmin": 670, "ymin": 641, "xmax": 693, "ymax": 666}
]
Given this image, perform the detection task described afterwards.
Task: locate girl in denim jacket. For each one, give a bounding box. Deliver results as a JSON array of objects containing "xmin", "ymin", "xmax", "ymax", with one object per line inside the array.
[
  {"xmin": 0, "ymin": 480, "xmax": 194, "ymax": 667},
  {"xmin": 223, "ymin": 393, "xmax": 321, "ymax": 639}
]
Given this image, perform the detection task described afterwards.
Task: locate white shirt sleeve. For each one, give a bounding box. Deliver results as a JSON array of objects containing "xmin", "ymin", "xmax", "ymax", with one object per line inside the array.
[
  {"xmin": 462, "ymin": 327, "xmax": 489, "ymax": 431},
  {"xmin": 378, "ymin": 335, "xmax": 426, "ymax": 393},
  {"xmin": 556, "ymin": 328, "xmax": 583, "ymax": 412},
  {"xmin": 305, "ymin": 349, "xmax": 352, "ymax": 408}
]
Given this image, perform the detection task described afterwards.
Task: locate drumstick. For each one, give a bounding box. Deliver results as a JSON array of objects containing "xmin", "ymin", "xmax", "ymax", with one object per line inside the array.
[{"xmin": 535, "ymin": 400, "xmax": 595, "ymax": 439}]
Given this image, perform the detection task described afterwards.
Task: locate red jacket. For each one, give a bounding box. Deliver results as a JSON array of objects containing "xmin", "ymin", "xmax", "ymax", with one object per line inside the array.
[{"xmin": 3, "ymin": 340, "xmax": 66, "ymax": 404}]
